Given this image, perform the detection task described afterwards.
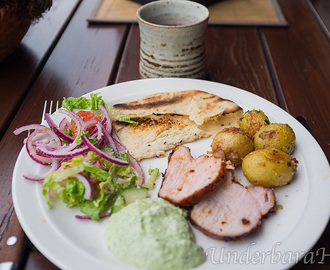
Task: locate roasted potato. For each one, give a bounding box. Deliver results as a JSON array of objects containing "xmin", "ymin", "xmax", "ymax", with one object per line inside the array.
[
  {"xmin": 254, "ymin": 123, "xmax": 296, "ymax": 154},
  {"xmin": 211, "ymin": 127, "xmax": 254, "ymax": 166},
  {"xmin": 238, "ymin": 109, "xmax": 270, "ymax": 137},
  {"xmin": 242, "ymin": 148, "xmax": 298, "ymax": 187}
]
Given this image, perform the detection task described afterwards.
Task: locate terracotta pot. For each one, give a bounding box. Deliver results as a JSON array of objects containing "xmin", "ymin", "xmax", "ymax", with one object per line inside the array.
[{"xmin": 0, "ymin": 8, "xmax": 31, "ymax": 62}]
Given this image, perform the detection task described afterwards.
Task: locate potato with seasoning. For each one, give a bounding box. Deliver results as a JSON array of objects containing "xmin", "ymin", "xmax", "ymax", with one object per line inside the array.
[
  {"xmin": 254, "ymin": 123, "xmax": 296, "ymax": 155},
  {"xmin": 242, "ymin": 148, "xmax": 298, "ymax": 187},
  {"xmin": 211, "ymin": 127, "xmax": 254, "ymax": 166},
  {"xmin": 238, "ymin": 109, "xmax": 270, "ymax": 137}
]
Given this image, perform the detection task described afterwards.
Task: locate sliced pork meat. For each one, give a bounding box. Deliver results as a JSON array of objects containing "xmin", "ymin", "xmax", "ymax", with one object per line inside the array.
[
  {"xmin": 158, "ymin": 145, "xmax": 229, "ymax": 207},
  {"xmin": 190, "ymin": 174, "xmax": 276, "ymax": 240}
]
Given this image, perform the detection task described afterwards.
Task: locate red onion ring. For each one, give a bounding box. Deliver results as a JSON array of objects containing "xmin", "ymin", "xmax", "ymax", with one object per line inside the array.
[
  {"xmin": 75, "ymin": 212, "xmax": 111, "ymax": 220},
  {"xmin": 36, "ymin": 141, "xmax": 90, "ymax": 159},
  {"xmin": 98, "ymin": 104, "xmax": 112, "ymax": 134},
  {"xmin": 95, "ymin": 123, "xmax": 104, "ymax": 142},
  {"xmin": 15, "ymin": 106, "xmax": 145, "ymax": 193},
  {"xmin": 81, "ymin": 136, "xmax": 129, "ymax": 166},
  {"xmin": 113, "ymin": 137, "xmax": 144, "ymax": 185},
  {"xmin": 13, "ymin": 124, "xmax": 44, "ymax": 135},
  {"xmin": 26, "ymin": 127, "xmax": 61, "ymax": 165},
  {"xmin": 59, "ymin": 117, "xmax": 71, "ymax": 132},
  {"xmin": 97, "ymin": 123, "xmax": 119, "ymax": 157},
  {"xmin": 35, "ymin": 117, "xmax": 104, "ymax": 159},
  {"xmin": 58, "ymin": 108, "xmax": 84, "ymax": 134},
  {"xmin": 50, "ymin": 141, "xmax": 80, "ymax": 152},
  {"xmin": 44, "ymin": 113, "xmax": 74, "ymax": 143},
  {"xmin": 74, "ymin": 173, "xmax": 93, "ymax": 200},
  {"xmin": 81, "ymin": 119, "xmax": 98, "ymax": 132},
  {"xmin": 23, "ymin": 158, "xmax": 60, "ymax": 181}
]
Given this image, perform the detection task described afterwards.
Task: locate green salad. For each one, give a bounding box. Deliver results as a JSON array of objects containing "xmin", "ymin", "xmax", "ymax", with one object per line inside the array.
[{"xmin": 14, "ymin": 94, "xmax": 158, "ymax": 220}]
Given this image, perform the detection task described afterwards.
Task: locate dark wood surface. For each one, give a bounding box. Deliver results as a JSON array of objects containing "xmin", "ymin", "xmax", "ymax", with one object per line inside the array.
[
  {"xmin": 0, "ymin": 0, "xmax": 329, "ymax": 269},
  {"xmin": 0, "ymin": 0, "xmax": 81, "ymax": 136}
]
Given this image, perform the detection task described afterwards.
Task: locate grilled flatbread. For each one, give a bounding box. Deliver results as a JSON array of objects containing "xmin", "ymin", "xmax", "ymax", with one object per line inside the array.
[{"xmin": 112, "ymin": 90, "xmax": 243, "ymax": 161}]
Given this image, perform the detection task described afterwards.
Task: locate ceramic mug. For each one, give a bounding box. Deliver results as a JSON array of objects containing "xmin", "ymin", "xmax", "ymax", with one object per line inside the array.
[{"xmin": 136, "ymin": 0, "xmax": 209, "ymax": 79}]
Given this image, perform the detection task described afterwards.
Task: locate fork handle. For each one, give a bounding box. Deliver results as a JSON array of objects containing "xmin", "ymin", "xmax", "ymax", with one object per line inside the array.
[{"xmin": 0, "ymin": 212, "xmax": 27, "ymax": 266}]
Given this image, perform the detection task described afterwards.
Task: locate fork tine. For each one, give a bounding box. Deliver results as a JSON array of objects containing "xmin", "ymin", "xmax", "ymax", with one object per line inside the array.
[
  {"xmin": 42, "ymin": 100, "xmax": 60, "ymax": 124},
  {"xmin": 48, "ymin": 100, "xmax": 53, "ymax": 114},
  {"xmin": 42, "ymin": 100, "xmax": 47, "ymax": 123}
]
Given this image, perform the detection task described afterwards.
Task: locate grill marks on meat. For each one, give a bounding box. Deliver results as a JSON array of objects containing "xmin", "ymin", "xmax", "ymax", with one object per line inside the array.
[
  {"xmin": 158, "ymin": 145, "xmax": 228, "ymax": 207},
  {"xmin": 190, "ymin": 175, "xmax": 276, "ymax": 240}
]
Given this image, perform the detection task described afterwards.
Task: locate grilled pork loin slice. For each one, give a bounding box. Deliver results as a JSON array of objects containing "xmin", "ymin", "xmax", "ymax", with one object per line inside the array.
[
  {"xmin": 190, "ymin": 175, "xmax": 276, "ymax": 240},
  {"xmin": 158, "ymin": 145, "xmax": 229, "ymax": 207}
]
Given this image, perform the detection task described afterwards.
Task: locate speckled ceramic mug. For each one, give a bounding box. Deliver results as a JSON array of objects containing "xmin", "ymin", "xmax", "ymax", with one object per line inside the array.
[{"xmin": 136, "ymin": 0, "xmax": 209, "ymax": 79}]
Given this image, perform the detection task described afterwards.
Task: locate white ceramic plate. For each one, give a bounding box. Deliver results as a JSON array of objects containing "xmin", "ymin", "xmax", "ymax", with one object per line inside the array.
[{"xmin": 13, "ymin": 78, "xmax": 330, "ymax": 270}]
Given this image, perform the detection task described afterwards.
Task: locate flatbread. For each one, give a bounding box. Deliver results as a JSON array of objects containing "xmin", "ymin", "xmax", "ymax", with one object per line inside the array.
[{"xmin": 112, "ymin": 90, "xmax": 243, "ymax": 161}]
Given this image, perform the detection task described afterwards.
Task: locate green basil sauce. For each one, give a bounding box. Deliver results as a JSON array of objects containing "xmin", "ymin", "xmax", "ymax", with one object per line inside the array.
[{"xmin": 105, "ymin": 198, "xmax": 206, "ymax": 270}]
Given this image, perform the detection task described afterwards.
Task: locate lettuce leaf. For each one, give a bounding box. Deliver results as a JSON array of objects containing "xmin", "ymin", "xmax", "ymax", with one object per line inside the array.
[
  {"xmin": 142, "ymin": 168, "xmax": 160, "ymax": 190},
  {"xmin": 62, "ymin": 93, "xmax": 105, "ymax": 111},
  {"xmin": 42, "ymin": 150, "xmax": 139, "ymax": 220},
  {"xmin": 80, "ymin": 193, "xmax": 113, "ymax": 221},
  {"xmin": 107, "ymin": 105, "xmax": 138, "ymax": 125},
  {"xmin": 42, "ymin": 175, "xmax": 85, "ymax": 208},
  {"xmin": 89, "ymin": 93, "xmax": 106, "ymax": 110},
  {"xmin": 61, "ymin": 94, "xmax": 138, "ymax": 125},
  {"xmin": 83, "ymin": 163, "xmax": 113, "ymax": 182}
]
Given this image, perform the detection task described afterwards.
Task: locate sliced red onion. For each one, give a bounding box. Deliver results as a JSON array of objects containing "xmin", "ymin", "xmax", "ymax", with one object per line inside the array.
[
  {"xmin": 35, "ymin": 120, "xmax": 104, "ymax": 159},
  {"xmin": 58, "ymin": 108, "xmax": 83, "ymax": 134},
  {"xmin": 26, "ymin": 128, "xmax": 60, "ymax": 165},
  {"xmin": 44, "ymin": 113, "xmax": 74, "ymax": 143},
  {"xmin": 95, "ymin": 123, "xmax": 104, "ymax": 142},
  {"xmin": 35, "ymin": 138, "xmax": 51, "ymax": 145},
  {"xmin": 113, "ymin": 137, "xmax": 144, "ymax": 185},
  {"xmin": 74, "ymin": 174, "xmax": 93, "ymax": 200},
  {"xmin": 29, "ymin": 126, "xmax": 61, "ymax": 145},
  {"xmin": 84, "ymin": 124, "xmax": 104, "ymax": 147},
  {"xmin": 81, "ymin": 136, "xmax": 129, "ymax": 166},
  {"xmin": 100, "ymin": 117, "xmax": 107, "ymax": 126},
  {"xmin": 75, "ymin": 215, "xmax": 92, "ymax": 220},
  {"xmin": 81, "ymin": 119, "xmax": 98, "ymax": 132},
  {"xmin": 36, "ymin": 141, "xmax": 90, "ymax": 159},
  {"xmin": 59, "ymin": 117, "xmax": 70, "ymax": 132},
  {"xmin": 16, "ymin": 107, "xmax": 144, "ymax": 189},
  {"xmin": 13, "ymin": 124, "xmax": 44, "ymax": 135},
  {"xmin": 89, "ymin": 121, "xmax": 104, "ymax": 140},
  {"xmin": 41, "ymin": 126, "xmax": 62, "ymax": 146},
  {"xmin": 98, "ymin": 104, "xmax": 112, "ymax": 134},
  {"xmin": 51, "ymin": 141, "xmax": 80, "ymax": 152},
  {"xmin": 23, "ymin": 158, "xmax": 60, "ymax": 181},
  {"xmin": 128, "ymin": 155, "xmax": 144, "ymax": 185},
  {"xmin": 97, "ymin": 123, "xmax": 119, "ymax": 157},
  {"xmin": 75, "ymin": 212, "xmax": 111, "ymax": 220},
  {"xmin": 29, "ymin": 132, "xmax": 51, "ymax": 146}
]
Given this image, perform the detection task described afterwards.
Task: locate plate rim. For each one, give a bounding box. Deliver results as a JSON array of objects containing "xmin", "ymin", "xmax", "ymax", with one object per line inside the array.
[{"xmin": 12, "ymin": 78, "xmax": 330, "ymax": 270}]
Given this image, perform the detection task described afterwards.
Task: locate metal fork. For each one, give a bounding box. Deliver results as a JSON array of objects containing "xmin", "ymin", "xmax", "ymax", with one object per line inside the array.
[
  {"xmin": 42, "ymin": 100, "xmax": 60, "ymax": 123},
  {"xmin": 0, "ymin": 100, "xmax": 60, "ymax": 269}
]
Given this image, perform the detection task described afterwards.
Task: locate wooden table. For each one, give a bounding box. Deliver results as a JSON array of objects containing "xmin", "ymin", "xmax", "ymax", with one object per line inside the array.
[{"xmin": 0, "ymin": 0, "xmax": 329, "ymax": 269}]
